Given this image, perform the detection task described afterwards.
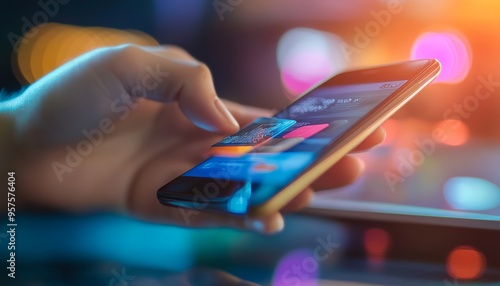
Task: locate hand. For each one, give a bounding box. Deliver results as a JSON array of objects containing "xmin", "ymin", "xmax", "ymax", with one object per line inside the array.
[{"xmin": 12, "ymin": 45, "xmax": 384, "ymax": 233}]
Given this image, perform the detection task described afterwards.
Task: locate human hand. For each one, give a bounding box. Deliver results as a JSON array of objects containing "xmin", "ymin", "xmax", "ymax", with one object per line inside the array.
[{"xmin": 12, "ymin": 45, "xmax": 384, "ymax": 233}]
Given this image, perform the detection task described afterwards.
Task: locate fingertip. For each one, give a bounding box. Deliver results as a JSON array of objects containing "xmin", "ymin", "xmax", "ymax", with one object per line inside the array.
[
  {"xmin": 355, "ymin": 155, "xmax": 365, "ymax": 173},
  {"xmin": 378, "ymin": 127, "xmax": 387, "ymax": 144},
  {"xmin": 213, "ymin": 97, "xmax": 240, "ymax": 132},
  {"xmin": 182, "ymin": 97, "xmax": 240, "ymax": 134},
  {"xmin": 273, "ymin": 214, "xmax": 285, "ymax": 234},
  {"xmin": 246, "ymin": 213, "xmax": 284, "ymax": 234},
  {"xmin": 342, "ymin": 155, "xmax": 365, "ymax": 184}
]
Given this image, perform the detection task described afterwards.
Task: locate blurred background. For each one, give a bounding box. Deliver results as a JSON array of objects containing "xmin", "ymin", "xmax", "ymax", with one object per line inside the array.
[
  {"xmin": 2, "ymin": 0, "xmax": 500, "ymax": 138},
  {"xmin": 1, "ymin": 0, "xmax": 500, "ymax": 285}
]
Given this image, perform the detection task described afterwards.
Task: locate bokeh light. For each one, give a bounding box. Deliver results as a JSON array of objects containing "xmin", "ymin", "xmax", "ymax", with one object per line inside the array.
[
  {"xmin": 444, "ymin": 177, "xmax": 500, "ymax": 211},
  {"xmin": 433, "ymin": 119, "xmax": 470, "ymax": 146},
  {"xmin": 363, "ymin": 228, "xmax": 390, "ymax": 258},
  {"xmin": 363, "ymin": 228, "xmax": 391, "ymax": 271},
  {"xmin": 411, "ymin": 31, "xmax": 471, "ymax": 84},
  {"xmin": 277, "ymin": 27, "xmax": 348, "ymax": 97},
  {"xmin": 447, "ymin": 246, "xmax": 486, "ymax": 280},
  {"xmin": 272, "ymin": 249, "xmax": 319, "ymax": 286},
  {"xmin": 14, "ymin": 23, "xmax": 159, "ymax": 84}
]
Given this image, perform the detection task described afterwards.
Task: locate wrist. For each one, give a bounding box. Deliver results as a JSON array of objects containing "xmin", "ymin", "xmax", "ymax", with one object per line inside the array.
[
  {"xmin": 0, "ymin": 97, "xmax": 19, "ymax": 164},
  {"xmin": 1, "ymin": 89, "xmax": 31, "ymax": 211}
]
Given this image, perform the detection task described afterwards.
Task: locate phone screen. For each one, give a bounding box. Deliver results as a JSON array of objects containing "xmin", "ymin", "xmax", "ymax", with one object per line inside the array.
[{"xmin": 159, "ymin": 79, "xmax": 408, "ymax": 214}]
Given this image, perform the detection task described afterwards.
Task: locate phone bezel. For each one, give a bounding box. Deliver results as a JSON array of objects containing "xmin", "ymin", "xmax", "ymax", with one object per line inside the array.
[{"xmin": 249, "ymin": 59, "xmax": 441, "ymax": 216}]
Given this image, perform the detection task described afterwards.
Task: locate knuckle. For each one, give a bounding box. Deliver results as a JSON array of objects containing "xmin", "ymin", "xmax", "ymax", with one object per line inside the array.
[
  {"xmin": 165, "ymin": 45, "xmax": 186, "ymax": 53},
  {"xmin": 106, "ymin": 44, "xmax": 145, "ymax": 67},
  {"xmin": 113, "ymin": 43, "xmax": 144, "ymax": 57},
  {"xmin": 191, "ymin": 62, "xmax": 212, "ymax": 80}
]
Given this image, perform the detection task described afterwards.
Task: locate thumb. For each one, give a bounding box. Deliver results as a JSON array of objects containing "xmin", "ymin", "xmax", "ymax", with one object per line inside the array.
[{"xmin": 109, "ymin": 45, "xmax": 240, "ymax": 133}]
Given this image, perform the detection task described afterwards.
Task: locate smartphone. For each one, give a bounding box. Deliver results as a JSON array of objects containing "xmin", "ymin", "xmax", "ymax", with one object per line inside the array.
[{"xmin": 157, "ymin": 59, "xmax": 441, "ymax": 217}]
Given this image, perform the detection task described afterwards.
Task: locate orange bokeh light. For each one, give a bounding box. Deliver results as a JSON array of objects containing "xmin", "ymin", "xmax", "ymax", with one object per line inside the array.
[
  {"xmin": 447, "ymin": 246, "xmax": 486, "ymax": 280},
  {"xmin": 30, "ymin": 23, "xmax": 61, "ymax": 80},
  {"xmin": 434, "ymin": 119, "xmax": 470, "ymax": 146},
  {"xmin": 14, "ymin": 23, "xmax": 159, "ymax": 83}
]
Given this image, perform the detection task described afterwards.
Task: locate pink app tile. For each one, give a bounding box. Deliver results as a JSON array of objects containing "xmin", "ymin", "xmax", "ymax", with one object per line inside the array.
[{"xmin": 283, "ymin": 124, "xmax": 329, "ymax": 139}]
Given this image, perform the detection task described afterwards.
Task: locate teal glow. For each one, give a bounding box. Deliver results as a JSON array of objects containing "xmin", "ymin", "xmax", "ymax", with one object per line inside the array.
[
  {"xmin": 228, "ymin": 181, "xmax": 252, "ymax": 214},
  {"xmin": 9, "ymin": 213, "xmax": 194, "ymax": 271},
  {"xmin": 444, "ymin": 177, "xmax": 500, "ymax": 211}
]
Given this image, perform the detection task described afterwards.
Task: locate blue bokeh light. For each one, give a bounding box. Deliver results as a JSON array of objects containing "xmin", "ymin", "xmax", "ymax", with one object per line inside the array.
[{"xmin": 444, "ymin": 177, "xmax": 500, "ymax": 211}]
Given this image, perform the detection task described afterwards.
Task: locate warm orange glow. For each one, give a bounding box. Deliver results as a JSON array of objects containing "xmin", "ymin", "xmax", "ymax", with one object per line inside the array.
[
  {"xmin": 434, "ymin": 119, "xmax": 470, "ymax": 146},
  {"xmin": 363, "ymin": 228, "xmax": 390, "ymax": 257},
  {"xmin": 42, "ymin": 24, "xmax": 71, "ymax": 76},
  {"xmin": 15, "ymin": 23, "xmax": 160, "ymax": 83},
  {"xmin": 16, "ymin": 26, "xmax": 39, "ymax": 84},
  {"xmin": 450, "ymin": 1, "xmax": 500, "ymax": 23},
  {"xmin": 209, "ymin": 146, "xmax": 253, "ymax": 156},
  {"xmin": 127, "ymin": 29, "xmax": 159, "ymax": 46},
  {"xmin": 30, "ymin": 24, "xmax": 60, "ymax": 80},
  {"xmin": 64, "ymin": 29, "xmax": 99, "ymax": 64},
  {"xmin": 447, "ymin": 246, "xmax": 486, "ymax": 280},
  {"xmin": 387, "ymin": 118, "xmax": 432, "ymax": 148}
]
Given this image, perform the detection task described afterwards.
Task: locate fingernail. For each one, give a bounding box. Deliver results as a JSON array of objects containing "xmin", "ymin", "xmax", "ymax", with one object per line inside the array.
[
  {"xmin": 214, "ymin": 98, "xmax": 239, "ymax": 129},
  {"xmin": 247, "ymin": 216, "xmax": 284, "ymax": 234},
  {"xmin": 274, "ymin": 215, "xmax": 285, "ymax": 233},
  {"xmin": 355, "ymin": 156, "xmax": 365, "ymax": 172}
]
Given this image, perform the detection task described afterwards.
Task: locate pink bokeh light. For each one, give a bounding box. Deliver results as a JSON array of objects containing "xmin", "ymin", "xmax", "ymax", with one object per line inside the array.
[
  {"xmin": 281, "ymin": 51, "xmax": 335, "ymax": 95},
  {"xmin": 411, "ymin": 31, "xmax": 471, "ymax": 84},
  {"xmin": 277, "ymin": 28, "xmax": 348, "ymax": 98}
]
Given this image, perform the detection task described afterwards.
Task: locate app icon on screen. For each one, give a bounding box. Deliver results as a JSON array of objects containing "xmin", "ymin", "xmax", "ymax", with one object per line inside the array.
[
  {"xmin": 252, "ymin": 163, "xmax": 277, "ymax": 172},
  {"xmin": 214, "ymin": 117, "xmax": 296, "ymax": 146},
  {"xmin": 282, "ymin": 124, "xmax": 329, "ymax": 139},
  {"xmin": 209, "ymin": 146, "xmax": 254, "ymax": 157},
  {"xmin": 211, "ymin": 117, "xmax": 297, "ymax": 156}
]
